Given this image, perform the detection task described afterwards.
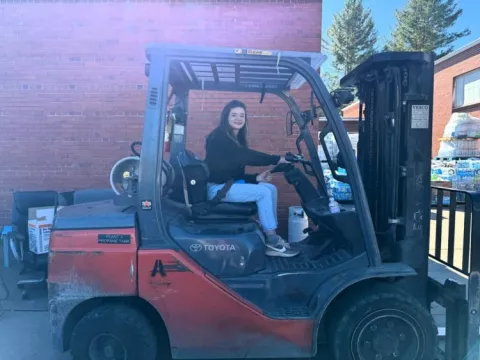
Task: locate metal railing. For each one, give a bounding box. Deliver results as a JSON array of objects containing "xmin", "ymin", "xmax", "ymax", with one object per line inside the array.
[
  {"xmin": 430, "ymin": 187, "xmax": 480, "ymax": 275},
  {"xmin": 429, "ymin": 186, "xmax": 480, "ymax": 360}
]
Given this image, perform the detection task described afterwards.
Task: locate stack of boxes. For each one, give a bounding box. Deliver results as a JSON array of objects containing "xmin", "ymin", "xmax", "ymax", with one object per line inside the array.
[
  {"xmin": 432, "ymin": 113, "xmax": 480, "ymax": 204},
  {"xmin": 438, "ymin": 113, "xmax": 480, "ymax": 158},
  {"xmin": 431, "ymin": 159, "xmax": 480, "ymax": 204}
]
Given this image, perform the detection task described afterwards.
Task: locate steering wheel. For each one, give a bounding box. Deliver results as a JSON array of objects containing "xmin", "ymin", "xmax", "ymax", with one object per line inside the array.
[
  {"xmin": 286, "ymin": 152, "xmax": 310, "ymax": 162},
  {"xmin": 271, "ymin": 152, "xmax": 312, "ymax": 173}
]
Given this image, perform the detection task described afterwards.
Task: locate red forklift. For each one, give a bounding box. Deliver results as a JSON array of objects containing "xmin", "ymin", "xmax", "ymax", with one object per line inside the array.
[{"xmin": 47, "ymin": 44, "xmax": 474, "ymax": 360}]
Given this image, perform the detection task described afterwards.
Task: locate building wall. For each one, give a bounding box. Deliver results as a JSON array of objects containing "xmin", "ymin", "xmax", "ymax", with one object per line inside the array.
[
  {"xmin": 0, "ymin": 0, "xmax": 322, "ymax": 235},
  {"xmin": 433, "ymin": 44, "xmax": 480, "ymax": 157},
  {"xmin": 338, "ymin": 101, "xmax": 360, "ymax": 133}
]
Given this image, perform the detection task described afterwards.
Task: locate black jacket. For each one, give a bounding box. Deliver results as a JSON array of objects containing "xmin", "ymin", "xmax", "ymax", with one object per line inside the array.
[{"xmin": 205, "ymin": 128, "xmax": 280, "ymax": 184}]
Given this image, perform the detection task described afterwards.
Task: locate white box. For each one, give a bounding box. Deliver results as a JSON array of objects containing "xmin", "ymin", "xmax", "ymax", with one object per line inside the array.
[{"xmin": 28, "ymin": 206, "xmax": 63, "ymax": 254}]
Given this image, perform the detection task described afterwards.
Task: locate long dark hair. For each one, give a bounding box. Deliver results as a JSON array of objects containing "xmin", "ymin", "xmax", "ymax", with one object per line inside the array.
[{"xmin": 217, "ymin": 100, "xmax": 249, "ymax": 147}]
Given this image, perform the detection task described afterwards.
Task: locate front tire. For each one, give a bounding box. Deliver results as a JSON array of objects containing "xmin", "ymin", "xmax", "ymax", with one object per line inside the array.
[
  {"xmin": 327, "ymin": 283, "xmax": 437, "ymax": 360},
  {"xmin": 70, "ymin": 304, "xmax": 158, "ymax": 360}
]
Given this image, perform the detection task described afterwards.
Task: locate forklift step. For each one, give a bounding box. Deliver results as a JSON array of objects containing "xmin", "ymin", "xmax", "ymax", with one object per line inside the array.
[{"xmin": 264, "ymin": 248, "xmax": 351, "ymax": 273}]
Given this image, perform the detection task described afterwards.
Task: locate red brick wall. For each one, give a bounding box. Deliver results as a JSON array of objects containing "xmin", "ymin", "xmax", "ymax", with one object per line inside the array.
[
  {"xmin": 0, "ymin": 0, "xmax": 322, "ymax": 235},
  {"xmin": 433, "ymin": 44, "xmax": 480, "ymax": 157}
]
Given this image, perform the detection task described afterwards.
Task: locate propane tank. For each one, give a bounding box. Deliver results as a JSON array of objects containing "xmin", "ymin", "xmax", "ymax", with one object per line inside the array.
[{"xmin": 288, "ymin": 206, "xmax": 309, "ymax": 243}]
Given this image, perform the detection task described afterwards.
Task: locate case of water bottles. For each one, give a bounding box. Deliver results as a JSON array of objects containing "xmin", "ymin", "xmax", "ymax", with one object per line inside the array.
[
  {"xmin": 323, "ymin": 168, "xmax": 353, "ymax": 202},
  {"xmin": 321, "ymin": 158, "xmax": 480, "ymax": 205},
  {"xmin": 431, "ymin": 158, "xmax": 480, "ymax": 205},
  {"xmin": 438, "ymin": 113, "xmax": 480, "ymax": 158}
]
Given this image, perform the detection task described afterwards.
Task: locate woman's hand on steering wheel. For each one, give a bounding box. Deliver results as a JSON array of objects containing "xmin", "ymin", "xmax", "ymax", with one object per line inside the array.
[{"xmin": 256, "ymin": 169, "xmax": 272, "ymax": 183}]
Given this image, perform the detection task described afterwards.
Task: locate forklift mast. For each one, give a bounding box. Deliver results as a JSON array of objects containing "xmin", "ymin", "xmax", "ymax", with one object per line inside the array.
[{"xmin": 341, "ymin": 52, "xmax": 435, "ymax": 304}]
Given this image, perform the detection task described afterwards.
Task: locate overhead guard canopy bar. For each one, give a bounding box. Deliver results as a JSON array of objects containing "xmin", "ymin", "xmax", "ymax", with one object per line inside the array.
[
  {"xmin": 145, "ymin": 43, "xmax": 327, "ymax": 92},
  {"xmin": 340, "ymin": 51, "xmax": 432, "ymax": 88}
]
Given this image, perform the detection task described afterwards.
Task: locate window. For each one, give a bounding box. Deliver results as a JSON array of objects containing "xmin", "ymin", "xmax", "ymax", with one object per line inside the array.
[{"xmin": 453, "ymin": 69, "xmax": 480, "ymax": 108}]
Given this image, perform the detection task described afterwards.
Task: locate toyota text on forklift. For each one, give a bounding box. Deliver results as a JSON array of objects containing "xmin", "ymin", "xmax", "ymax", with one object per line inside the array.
[{"xmin": 47, "ymin": 44, "xmax": 476, "ymax": 360}]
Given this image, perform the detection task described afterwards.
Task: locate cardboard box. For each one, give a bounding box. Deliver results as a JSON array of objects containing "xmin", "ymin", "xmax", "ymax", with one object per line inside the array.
[{"xmin": 28, "ymin": 206, "xmax": 63, "ymax": 254}]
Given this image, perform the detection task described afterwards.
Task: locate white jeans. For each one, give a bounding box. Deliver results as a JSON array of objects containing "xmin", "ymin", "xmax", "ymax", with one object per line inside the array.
[{"xmin": 207, "ymin": 182, "xmax": 278, "ymax": 232}]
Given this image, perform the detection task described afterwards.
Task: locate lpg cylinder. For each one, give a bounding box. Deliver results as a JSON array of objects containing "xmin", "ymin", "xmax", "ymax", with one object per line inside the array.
[{"xmin": 288, "ymin": 206, "xmax": 309, "ymax": 243}]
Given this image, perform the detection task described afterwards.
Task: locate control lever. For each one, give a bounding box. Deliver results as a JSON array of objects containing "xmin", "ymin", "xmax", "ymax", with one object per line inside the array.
[{"xmin": 303, "ymin": 227, "xmax": 313, "ymax": 234}]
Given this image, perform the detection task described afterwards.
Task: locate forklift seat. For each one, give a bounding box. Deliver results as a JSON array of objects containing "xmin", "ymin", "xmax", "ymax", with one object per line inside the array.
[
  {"xmin": 171, "ymin": 150, "xmax": 258, "ymax": 220},
  {"xmin": 194, "ymin": 201, "xmax": 257, "ymax": 218}
]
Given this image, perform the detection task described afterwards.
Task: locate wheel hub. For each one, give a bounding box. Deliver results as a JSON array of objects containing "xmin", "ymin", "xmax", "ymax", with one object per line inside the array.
[
  {"xmin": 89, "ymin": 333, "xmax": 127, "ymax": 360},
  {"xmin": 352, "ymin": 310, "xmax": 423, "ymax": 360}
]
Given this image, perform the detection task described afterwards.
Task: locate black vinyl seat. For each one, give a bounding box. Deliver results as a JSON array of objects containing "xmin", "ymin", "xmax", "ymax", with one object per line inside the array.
[
  {"xmin": 198, "ymin": 201, "xmax": 257, "ymax": 217},
  {"xmin": 170, "ymin": 150, "xmax": 257, "ymax": 220}
]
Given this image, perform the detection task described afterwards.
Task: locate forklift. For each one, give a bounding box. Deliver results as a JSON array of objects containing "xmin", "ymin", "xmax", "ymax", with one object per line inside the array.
[{"xmin": 48, "ymin": 44, "xmax": 453, "ymax": 360}]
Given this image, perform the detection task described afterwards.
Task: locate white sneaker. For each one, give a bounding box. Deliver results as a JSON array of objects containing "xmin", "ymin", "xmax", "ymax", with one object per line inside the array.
[
  {"xmin": 277, "ymin": 237, "xmax": 291, "ymax": 249},
  {"xmin": 264, "ymin": 236, "xmax": 299, "ymax": 257}
]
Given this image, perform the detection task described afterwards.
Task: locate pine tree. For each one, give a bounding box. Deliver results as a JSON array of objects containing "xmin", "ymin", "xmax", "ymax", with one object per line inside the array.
[
  {"xmin": 387, "ymin": 0, "xmax": 471, "ymax": 58},
  {"xmin": 321, "ymin": 71, "xmax": 340, "ymax": 93},
  {"xmin": 325, "ymin": 0, "xmax": 378, "ymax": 74}
]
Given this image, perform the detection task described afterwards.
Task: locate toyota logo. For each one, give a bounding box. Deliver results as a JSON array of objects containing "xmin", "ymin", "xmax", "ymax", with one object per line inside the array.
[{"xmin": 190, "ymin": 244, "xmax": 202, "ymax": 252}]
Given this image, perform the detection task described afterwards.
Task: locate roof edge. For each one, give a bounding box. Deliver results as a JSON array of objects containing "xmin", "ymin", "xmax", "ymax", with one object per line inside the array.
[
  {"xmin": 319, "ymin": 116, "xmax": 357, "ymax": 122},
  {"xmin": 435, "ymin": 37, "xmax": 480, "ymax": 65},
  {"xmin": 341, "ymin": 100, "xmax": 360, "ymax": 112}
]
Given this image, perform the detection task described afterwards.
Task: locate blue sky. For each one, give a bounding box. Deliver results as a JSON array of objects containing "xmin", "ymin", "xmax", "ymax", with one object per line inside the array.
[{"xmin": 321, "ymin": 0, "xmax": 480, "ymax": 72}]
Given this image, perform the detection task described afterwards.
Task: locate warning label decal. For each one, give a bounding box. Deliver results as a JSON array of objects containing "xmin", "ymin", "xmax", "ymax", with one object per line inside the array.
[{"xmin": 411, "ymin": 105, "xmax": 430, "ymax": 129}]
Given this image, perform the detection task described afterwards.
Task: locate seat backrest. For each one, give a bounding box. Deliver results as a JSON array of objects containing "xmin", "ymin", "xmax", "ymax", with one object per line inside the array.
[
  {"xmin": 174, "ymin": 150, "xmax": 210, "ymax": 206},
  {"xmin": 58, "ymin": 191, "xmax": 75, "ymax": 206},
  {"xmin": 73, "ymin": 188, "xmax": 115, "ymax": 204}
]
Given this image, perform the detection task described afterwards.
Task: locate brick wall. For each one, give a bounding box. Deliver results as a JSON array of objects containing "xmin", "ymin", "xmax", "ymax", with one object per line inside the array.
[
  {"xmin": 433, "ymin": 44, "xmax": 480, "ymax": 157},
  {"xmin": 0, "ymin": 0, "xmax": 322, "ymax": 235}
]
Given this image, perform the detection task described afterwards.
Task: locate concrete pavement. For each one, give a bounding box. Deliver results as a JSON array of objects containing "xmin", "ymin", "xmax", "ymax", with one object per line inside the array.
[
  {"xmin": 0, "ymin": 310, "xmax": 71, "ymax": 360},
  {"xmin": 0, "ymin": 250, "xmax": 69, "ymax": 360}
]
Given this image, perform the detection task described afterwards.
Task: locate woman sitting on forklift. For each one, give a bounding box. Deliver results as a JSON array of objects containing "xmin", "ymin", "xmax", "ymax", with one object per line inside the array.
[{"xmin": 205, "ymin": 100, "xmax": 299, "ymax": 258}]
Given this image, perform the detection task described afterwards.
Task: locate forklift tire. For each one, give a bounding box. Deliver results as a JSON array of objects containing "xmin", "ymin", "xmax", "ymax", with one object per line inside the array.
[
  {"xmin": 70, "ymin": 304, "xmax": 158, "ymax": 360},
  {"xmin": 327, "ymin": 283, "xmax": 437, "ymax": 360}
]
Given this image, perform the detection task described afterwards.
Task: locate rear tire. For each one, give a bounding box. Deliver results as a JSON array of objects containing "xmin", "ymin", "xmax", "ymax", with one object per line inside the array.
[
  {"xmin": 70, "ymin": 304, "xmax": 158, "ymax": 360},
  {"xmin": 327, "ymin": 283, "xmax": 437, "ymax": 360}
]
